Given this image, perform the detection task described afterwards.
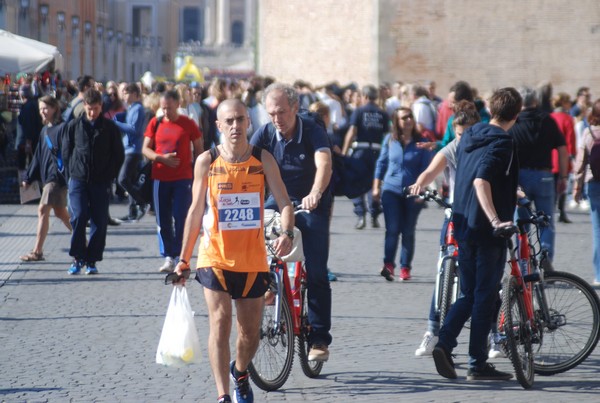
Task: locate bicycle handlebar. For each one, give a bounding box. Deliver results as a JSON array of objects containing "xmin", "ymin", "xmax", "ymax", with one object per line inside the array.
[
  {"xmin": 493, "ymin": 225, "xmax": 519, "ymax": 238},
  {"xmin": 516, "ymin": 198, "xmax": 550, "ymax": 228},
  {"xmin": 402, "ymin": 187, "xmax": 452, "ymax": 209}
]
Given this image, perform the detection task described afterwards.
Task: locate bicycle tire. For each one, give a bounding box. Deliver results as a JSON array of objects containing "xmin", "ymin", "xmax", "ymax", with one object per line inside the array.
[
  {"xmin": 248, "ymin": 288, "xmax": 295, "ymax": 391},
  {"xmin": 439, "ymin": 258, "xmax": 457, "ymax": 326},
  {"xmin": 297, "ymin": 285, "xmax": 324, "ymax": 378},
  {"xmin": 533, "ymin": 270, "xmax": 600, "ymax": 375},
  {"xmin": 502, "ymin": 275, "xmax": 535, "ymax": 389}
]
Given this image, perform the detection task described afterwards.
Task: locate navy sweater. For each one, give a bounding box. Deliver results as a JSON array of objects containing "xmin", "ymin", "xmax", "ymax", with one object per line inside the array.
[{"xmin": 453, "ymin": 122, "xmax": 519, "ymax": 244}]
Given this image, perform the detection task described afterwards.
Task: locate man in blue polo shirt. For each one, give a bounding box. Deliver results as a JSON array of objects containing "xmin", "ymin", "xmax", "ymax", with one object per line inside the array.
[
  {"xmin": 342, "ymin": 85, "xmax": 389, "ymax": 229},
  {"xmin": 251, "ymin": 82, "xmax": 333, "ymax": 363}
]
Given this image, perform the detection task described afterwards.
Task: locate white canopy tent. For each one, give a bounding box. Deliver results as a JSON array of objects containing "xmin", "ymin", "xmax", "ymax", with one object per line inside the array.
[{"xmin": 0, "ymin": 29, "xmax": 63, "ymax": 75}]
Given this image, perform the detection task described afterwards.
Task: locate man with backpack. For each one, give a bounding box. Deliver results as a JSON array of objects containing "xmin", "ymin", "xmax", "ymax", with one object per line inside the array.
[
  {"xmin": 250, "ymin": 82, "xmax": 333, "ymax": 363},
  {"xmin": 62, "ymin": 75, "xmax": 94, "ymax": 123},
  {"xmin": 508, "ymin": 86, "xmax": 568, "ymax": 260},
  {"xmin": 341, "ymin": 85, "xmax": 389, "ymax": 229}
]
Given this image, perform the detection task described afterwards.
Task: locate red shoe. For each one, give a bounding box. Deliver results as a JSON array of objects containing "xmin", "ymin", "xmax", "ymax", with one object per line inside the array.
[{"xmin": 399, "ymin": 267, "xmax": 411, "ymax": 281}]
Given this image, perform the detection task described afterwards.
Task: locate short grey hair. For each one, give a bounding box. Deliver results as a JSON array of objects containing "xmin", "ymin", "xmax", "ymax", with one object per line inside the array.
[
  {"xmin": 518, "ymin": 86, "xmax": 538, "ymax": 108},
  {"xmin": 362, "ymin": 85, "xmax": 378, "ymax": 101},
  {"xmin": 262, "ymin": 82, "xmax": 299, "ymax": 108}
]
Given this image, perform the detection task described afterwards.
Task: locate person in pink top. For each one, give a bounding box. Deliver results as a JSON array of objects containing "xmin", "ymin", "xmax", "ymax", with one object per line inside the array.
[
  {"xmin": 436, "ymin": 88, "xmax": 455, "ymax": 140},
  {"xmin": 550, "ymin": 92, "xmax": 577, "ymax": 223}
]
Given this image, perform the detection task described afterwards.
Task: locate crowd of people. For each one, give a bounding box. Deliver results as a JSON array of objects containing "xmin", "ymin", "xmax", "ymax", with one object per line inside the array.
[{"xmin": 9, "ymin": 70, "xmax": 600, "ymax": 401}]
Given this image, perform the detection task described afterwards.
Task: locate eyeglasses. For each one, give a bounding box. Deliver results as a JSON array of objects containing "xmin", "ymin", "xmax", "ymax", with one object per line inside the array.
[{"xmin": 400, "ymin": 115, "xmax": 413, "ymax": 121}]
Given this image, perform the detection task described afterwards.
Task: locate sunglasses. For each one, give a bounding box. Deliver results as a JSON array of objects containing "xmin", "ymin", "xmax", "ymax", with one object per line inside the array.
[{"xmin": 164, "ymin": 269, "xmax": 191, "ymax": 285}]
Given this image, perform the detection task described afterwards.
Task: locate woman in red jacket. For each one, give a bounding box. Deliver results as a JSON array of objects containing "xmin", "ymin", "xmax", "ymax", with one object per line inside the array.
[{"xmin": 550, "ymin": 92, "xmax": 576, "ymax": 223}]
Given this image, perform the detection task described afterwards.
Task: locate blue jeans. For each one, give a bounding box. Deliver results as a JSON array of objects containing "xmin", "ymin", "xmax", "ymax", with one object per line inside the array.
[
  {"xmin": 587, "ymin": 181, "xmax": 600, "ymax": 282},
  {"xmin": 517, "ymin": 169, "xmax": 556, "ymax": 259},
  {"xmin": 265, "ymin": 195, "xmax": 333, "ymax": 346},
  {"xmin": 350, "ymin": 148, "xmax": 380, "ymax": 218},
  {"xmin": 437, "ymin": 239, "xmax": 506, "ymax": 369},
  {"xmin": 382, "ymin": 190, "xmax": 423, "ymax": 269},
  {"xmin": 153, "ymin": 179, "xmax": 192, "ymax": 258},
  {"xmin": 68, "ymin": 179, "xmax": 111, "ymax": 263}
]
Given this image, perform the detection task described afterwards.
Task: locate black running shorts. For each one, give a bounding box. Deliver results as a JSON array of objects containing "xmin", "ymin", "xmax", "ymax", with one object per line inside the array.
[{"xmin": 195, "ymin": 267, "xmax": 270, "ymax": 299}]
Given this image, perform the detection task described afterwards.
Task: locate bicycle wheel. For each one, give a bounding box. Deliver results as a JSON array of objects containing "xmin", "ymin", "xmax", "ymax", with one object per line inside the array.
[
  {"xmin": 533, "ymin": 270, "xmax": 600, "ymax": 375},
  {"xmin": 297, "ymin": 285, "xmax": 324, "ymax": 378},
  {"xmin": 502, "ymin": 275, "xmax": 534, "ymax": 389},
  {"xmin": 248, "ymin": 289, "xmax": 295, "ymax": 391},
  {"xmin": 439, "ymin": 257, "xmax": 457, "ymax": 326}
]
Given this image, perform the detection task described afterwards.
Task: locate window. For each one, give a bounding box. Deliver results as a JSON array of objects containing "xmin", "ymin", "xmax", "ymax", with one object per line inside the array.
[
  {"xmin": 181, "ymin": 7, "xmax": 204, "ymax": 43},
  {"xmin": 132, "ymin": 6, "xmax": 152, "ymax": 38},
  {"xmin": 231, "ymin": 20, "xmax": 243, "ymax": 46}
]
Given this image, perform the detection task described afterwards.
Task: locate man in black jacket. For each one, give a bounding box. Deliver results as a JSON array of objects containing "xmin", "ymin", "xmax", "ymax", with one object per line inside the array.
[
  {"xmin": 432, "ymin": 88, "xmax": 522, "ymax": 381},
  {"xmin": 62, "ymin": 88, "xmax": 124, "ymax": 275}
]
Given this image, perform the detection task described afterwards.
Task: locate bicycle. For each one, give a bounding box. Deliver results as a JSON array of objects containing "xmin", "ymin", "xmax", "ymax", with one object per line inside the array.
[
  {"xmin": 494, "ymin": 200, "xmax": 600, "ymax": 389},
  {"xmin": 247, "ymin": 208, "xmax": 323, "ymax": 391},
  {"xmin": 411, "ymin": 189, "xmax": 459, "ymax": 326}
]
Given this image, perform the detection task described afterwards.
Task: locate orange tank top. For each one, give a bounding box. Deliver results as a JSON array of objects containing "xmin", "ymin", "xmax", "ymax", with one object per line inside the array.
[{"xmin": 197, "ymin": 146, "xmax": 268, "ymax": 272}]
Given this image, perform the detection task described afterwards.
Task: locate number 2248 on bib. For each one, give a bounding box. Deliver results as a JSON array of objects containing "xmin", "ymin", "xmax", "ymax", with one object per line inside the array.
[{"xmin": 217, "ymin": 192, "xmax": 261, "ymax": 230}]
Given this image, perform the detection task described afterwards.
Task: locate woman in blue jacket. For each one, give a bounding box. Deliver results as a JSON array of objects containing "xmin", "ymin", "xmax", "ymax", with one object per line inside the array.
[{"xmin": 372, "ymin": 107, "xmax": 433, "ymax": 281}]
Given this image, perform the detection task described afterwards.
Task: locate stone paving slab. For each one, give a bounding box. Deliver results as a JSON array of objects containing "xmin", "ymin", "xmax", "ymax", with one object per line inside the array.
[{"xmin": 0, "ymin": 199, "xmax": 598, "ymax": 402}]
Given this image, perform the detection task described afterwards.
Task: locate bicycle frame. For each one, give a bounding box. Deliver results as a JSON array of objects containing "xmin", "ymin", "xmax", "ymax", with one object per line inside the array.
[
  {"xmin": 414, "ymin": 189, "xmax": 459, "ymax": 315},
  {"xmin": 269, "ymin": 258, "xmax": 303, "ymax": 335},
  {"xmin": 434, "ymin": 210, "xmax": 459, "ymax": 312},
  {"xmin": 501, "ymin": 227, "xmax": 536, "ymax": 330}
]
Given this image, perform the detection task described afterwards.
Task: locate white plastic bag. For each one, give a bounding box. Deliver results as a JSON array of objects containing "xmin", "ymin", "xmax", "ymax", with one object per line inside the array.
[{"xmin": 156, "ymin": 285, "xmax": 202, "ymax": 367}]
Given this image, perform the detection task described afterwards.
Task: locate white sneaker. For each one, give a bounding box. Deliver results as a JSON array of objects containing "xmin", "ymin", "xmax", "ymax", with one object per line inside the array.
[
  {"xmin": 568, "ymin": 199, "xmax": 579, "ymax": 210},
  {"xmin": 488, "ymin": 333, "xmax": 505, "ymax": 359},
  {"xmin": 159, "ymin": 256, "xmax": 175, "ymax": 273},
  {"xmin": 580, "ymin": 200, "xmax": 590, "ymax": 211},
  {"xmin": 415, "ymin": 331, "xmax": 438, "ymax": 356}
]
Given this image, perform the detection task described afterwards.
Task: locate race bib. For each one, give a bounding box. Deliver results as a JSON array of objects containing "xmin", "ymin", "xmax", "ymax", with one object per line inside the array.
[{"xmin": 217, "ymin": 192, "xmax": 261, "ymax": 230}]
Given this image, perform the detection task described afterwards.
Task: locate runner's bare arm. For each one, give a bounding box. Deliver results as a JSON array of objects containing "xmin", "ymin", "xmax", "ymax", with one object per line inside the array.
[
  {"xmin": 262, "ymin": 150, "xmax": 293, "ymax": 257},
  {"xmin": 176, "ymin": 151, "xmax": 211, "ymax": 276}
]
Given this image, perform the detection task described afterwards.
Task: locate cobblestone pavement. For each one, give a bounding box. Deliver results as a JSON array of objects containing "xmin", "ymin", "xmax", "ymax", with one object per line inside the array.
[{"xmin": 0, "ymin": 199, "xmax": 598, "ymax": 402}]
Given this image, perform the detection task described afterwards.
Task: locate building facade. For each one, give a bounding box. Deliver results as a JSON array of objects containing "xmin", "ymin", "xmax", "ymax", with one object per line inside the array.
[
  {"xmin": 0, "ymin": 0, "xmax": 256, "ymax": 83},
  {"xmin": 258, "ymin": 0, "xmax": 600, "ymax": 95}
]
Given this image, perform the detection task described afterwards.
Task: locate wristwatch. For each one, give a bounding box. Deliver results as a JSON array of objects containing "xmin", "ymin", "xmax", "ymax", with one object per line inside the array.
[{"xmin": 283, "ymin": 229, "xmax": 295, "ymax": 240}]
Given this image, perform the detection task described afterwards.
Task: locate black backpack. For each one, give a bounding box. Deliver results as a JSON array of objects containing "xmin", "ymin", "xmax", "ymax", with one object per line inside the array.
[{"xmin": 297, "ymin": 112, "xmax": 371, "ymax": 199}]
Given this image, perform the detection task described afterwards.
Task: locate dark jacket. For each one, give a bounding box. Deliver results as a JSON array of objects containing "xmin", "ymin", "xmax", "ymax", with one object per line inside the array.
[
  {"xmin": 24, "ymin": 123, "xmax": 66, "ymax": 186},
  {"xmin": 508, "ymin": 107, "xmax": 565, "ymax": 169},
  {"xmin": 250, "ymin": 113, "xmax": 333, "ymax": 216},
  {"xmin": 16, "ymin": 98, "xmax": 43, "ymax": 148},
  {"xmin": 61, "ymin": 114, "xmax": 124, "ymax": 184},
  {"xmin": 453, "ymin": 122, "xmax": 519, "ymax": 244}
]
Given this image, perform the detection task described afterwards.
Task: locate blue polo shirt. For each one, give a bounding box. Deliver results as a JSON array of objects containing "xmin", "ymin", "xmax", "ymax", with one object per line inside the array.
[{"xmin": 250, "ymin": 114, "xmax": 332, "ymax": 214}]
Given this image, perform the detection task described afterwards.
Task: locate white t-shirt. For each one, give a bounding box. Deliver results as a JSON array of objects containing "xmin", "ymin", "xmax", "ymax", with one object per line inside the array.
[
  {"xmin": 412, "ymin": 96, "xmax": 437, "ymax": 132},
  {"xmin": 440, "ymin": 138, "xmax": 459, "ymax": 202}
]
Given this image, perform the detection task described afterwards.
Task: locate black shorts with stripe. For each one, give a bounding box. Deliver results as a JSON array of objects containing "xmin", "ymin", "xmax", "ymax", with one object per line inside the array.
[{"xmin": 195, "ymin": 267, "xmax": 270, "ymax": 299}]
